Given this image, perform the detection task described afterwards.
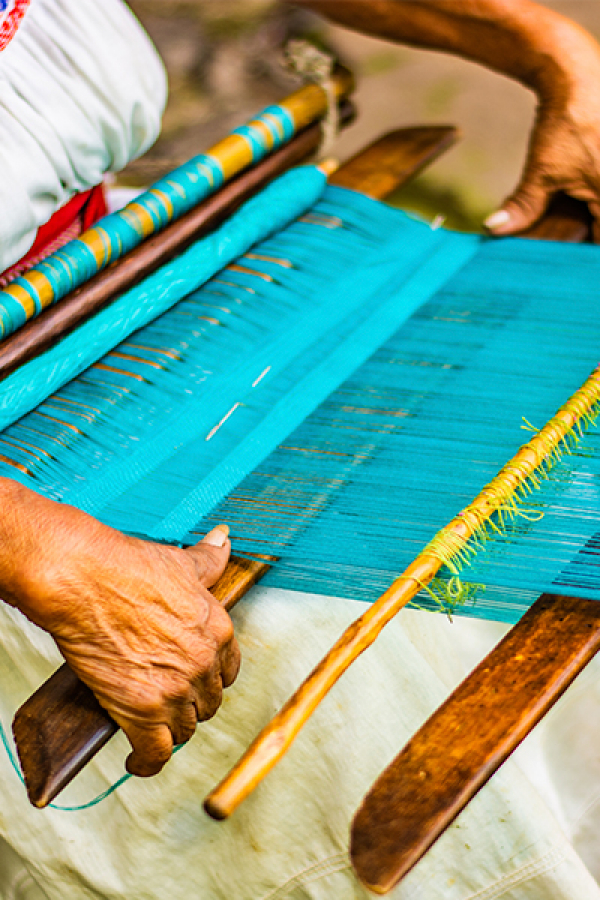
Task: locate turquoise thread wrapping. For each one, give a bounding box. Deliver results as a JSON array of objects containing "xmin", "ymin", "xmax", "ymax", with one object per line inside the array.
[
  {"xmin": 0, "ymin": 716, "xmax": 188, "ymax": 811},
  {"xmin": 0, "ymin": 104, "xmax": 295, "ymax": 336},
  {"xmin": 0, "ymin": 166, "xmax": 327, "ymax": 433}
]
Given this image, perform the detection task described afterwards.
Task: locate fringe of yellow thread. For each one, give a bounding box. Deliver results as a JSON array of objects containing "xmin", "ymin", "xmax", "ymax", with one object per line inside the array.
[
  {"xmin": 420, "ymin": 375, "xmax": 600, "ymax": 612},
  {"xmin": 399, "ymin": 573, "xmax": 483, "ymax": 619}
]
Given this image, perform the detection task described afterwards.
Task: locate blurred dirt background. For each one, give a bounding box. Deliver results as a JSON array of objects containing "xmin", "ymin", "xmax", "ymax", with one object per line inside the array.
[{"xmin": 124, "ymin": 1, "xmax": 600, "ymax": 231}]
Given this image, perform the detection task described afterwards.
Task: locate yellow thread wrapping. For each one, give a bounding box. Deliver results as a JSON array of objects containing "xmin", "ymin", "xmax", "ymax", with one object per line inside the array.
[
  {"xmin": 247, "ymin": 119, "xmax": 275, "ymax": 150},
  {"xmin": 421, "ymin": 367, "xmax": 600, "ymax": 608},
  {"xmin": 262, "ymin": 112, "xmax": 286, "ymax": 142},
  {"xmin": 121, "ymin": 202, "xmax": 163, "ymax": 238},
  {"xmin": 0, "ymin": 282, "xmax": 37, "ymax": 321},
  {"xmin": 79, "ymin": 229, "xmax": 114, "ymax": 268}
]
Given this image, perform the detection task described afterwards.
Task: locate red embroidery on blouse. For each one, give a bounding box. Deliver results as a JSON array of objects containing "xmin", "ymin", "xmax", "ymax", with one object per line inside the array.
[
  {"xmin": 0, "ymin": 185, "xmax": 108, "ymax": 287},
  {"xmin": 0, "ymin": 0, "xmax": 31, "ymax": 52}
]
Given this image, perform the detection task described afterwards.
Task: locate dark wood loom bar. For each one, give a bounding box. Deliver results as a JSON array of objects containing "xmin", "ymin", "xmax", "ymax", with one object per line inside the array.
[
  {"xmin": 521, "ymin": 192, "xmax": 593, "ymax": 242},
  {"xmin": 12, "ymin": 124, "xmax": 460, "ymax": 808},
  {"xmin": 350, "ymin": 593, "xmax": 600, "ymax": 894},
  {"xmin": 0, "ymin": 101, "xmax": 357, "ymax": 382}
]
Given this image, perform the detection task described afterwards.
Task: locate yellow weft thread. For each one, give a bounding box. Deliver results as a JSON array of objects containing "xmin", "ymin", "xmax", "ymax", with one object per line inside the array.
[{"xmin": 423, "ymin": 366, "xmax": 600, "ymax": 604}]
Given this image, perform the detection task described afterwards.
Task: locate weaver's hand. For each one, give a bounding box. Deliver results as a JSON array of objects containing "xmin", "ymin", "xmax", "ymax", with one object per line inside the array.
[
  {"xmin": 483, "ymin": 26, "xmax": 600, "ymax": 240},
  {"xmin": 0, "ymin": 480, "xmax": 240, "ymax": 777},
  {"xmin": 486, "ymin": 93, "xmax": 600, "ymax": 240},
  {"xmin": 301, "ymin": 0, "xmax": 600, "ymax": 240}
]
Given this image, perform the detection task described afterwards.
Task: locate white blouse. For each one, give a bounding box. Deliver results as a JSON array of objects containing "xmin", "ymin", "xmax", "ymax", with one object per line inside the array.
[{"xmin": 0, "ymin": 0, "xmax": 167, "ymax": 271}]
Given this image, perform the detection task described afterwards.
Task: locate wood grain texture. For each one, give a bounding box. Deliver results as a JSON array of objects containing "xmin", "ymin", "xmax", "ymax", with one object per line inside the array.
[
  {"xmin": 12, "ymin": 124, "xmax": 461, "ymax": 809},
  {"xmin": 350, "ymin": 593, "xmax": 600, "ymax": 893},
  {"xmin": 328, "ymin": 126, "xmax": 457, "ymax": 198}
]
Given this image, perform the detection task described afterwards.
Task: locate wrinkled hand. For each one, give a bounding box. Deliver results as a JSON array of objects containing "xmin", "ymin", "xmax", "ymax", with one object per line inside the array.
[
  {"xmin": 6, "ymin": 487, "xmax": 240, "ymax": 777},
  {"xmin": 486, "ymin": 37, "xmax": 600, "ymax": 240}
]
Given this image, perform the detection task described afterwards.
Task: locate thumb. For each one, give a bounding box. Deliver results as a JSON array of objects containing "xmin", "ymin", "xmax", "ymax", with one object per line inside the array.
[
  {"xmin": 186, "ymin": 524, "xmax": 231, "ymax": 589},
  {"xmin": 484, "ymin": 178, "xmax": 550, "ymax": 236}
]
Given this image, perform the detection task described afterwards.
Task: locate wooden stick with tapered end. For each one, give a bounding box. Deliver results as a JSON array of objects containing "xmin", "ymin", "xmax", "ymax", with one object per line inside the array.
[
  {"xmin": 203, "ymin": 361, "xmax": 600, "ymax": 820},
  {"xmin": 350, "ymin": 592, "xmax": 600, "ymax": 893}
]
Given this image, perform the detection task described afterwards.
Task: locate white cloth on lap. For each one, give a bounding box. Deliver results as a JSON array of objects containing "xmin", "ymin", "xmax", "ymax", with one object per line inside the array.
[
  {"xmin": 0, "ymin": 588, "xmax": 598, "ymax": 900},
  {"xmin": 0, "ymin": 0, "xmax": 166, "ymax": 271}
]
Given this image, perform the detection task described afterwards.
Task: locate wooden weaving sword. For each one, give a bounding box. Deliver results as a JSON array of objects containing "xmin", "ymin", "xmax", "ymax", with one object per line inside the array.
[
  {"xmin": 350, "ymin": 590, "xmax": 600, "ymax": 893},
  {"xmin": 12, "ymin": 124, "xmax": 459, "ymax": 809}
]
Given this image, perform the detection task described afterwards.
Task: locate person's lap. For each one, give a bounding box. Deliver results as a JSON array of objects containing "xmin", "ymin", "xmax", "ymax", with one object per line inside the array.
[{"xmin": 0, "ymin": 587, "xmax": 598, "ymax": 899}]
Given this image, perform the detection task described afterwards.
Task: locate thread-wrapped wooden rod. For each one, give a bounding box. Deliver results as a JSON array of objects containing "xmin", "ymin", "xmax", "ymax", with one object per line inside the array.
[
  {"xmin": 0, "ymin": 67, "xmax": 354, "ymax": 342},
  {"xmin": 204, "ymin": 365, "xmax": 600, "ymax": 819},
  {"xmin": 0, "ymin": 100, "xmax": 356, "ymax": 381}
]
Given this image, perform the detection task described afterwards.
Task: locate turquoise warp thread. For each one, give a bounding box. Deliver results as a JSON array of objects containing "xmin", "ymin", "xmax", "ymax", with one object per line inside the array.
[
  {"xmin": 1, "ymin": 183, "xmax": 600, "ymax": 805},
  {"xmin": 0, "ymin": 184, "xmax": 598, "ymax": 621},
  {"xmin": 0, "ymin": 165, "xmax": 327, "ymax": 431},
  {"xmin": 0, "ymin": 102, "xmax": 295, "ymax": 336},
  {"xmin": 0, "ymin": 715, "xmax": 188, "ymax": 810}
]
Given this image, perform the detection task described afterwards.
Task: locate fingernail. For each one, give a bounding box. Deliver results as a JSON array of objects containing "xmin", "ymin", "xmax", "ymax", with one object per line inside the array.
[
  {"xmin": 318, "ymin": 157, "xmax": 339, "ymax": 177},
  {"xmin": 203, "ymin": 524, "xmax": 230, "ymax": 548},
  {"xmin": 484, "ymin": 209, "xmax": 511, "ymax": 230}
]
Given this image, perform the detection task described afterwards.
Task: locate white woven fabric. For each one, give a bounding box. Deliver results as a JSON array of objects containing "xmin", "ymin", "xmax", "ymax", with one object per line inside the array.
[{"xmin": 0, "ymin": 0, "xmax": 166, "ymax": 271}]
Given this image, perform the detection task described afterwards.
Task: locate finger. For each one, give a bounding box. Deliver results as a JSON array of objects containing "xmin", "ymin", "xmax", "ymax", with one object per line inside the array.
[
  {"xmin": 185, "ymin": 524, "xmax": 231, "ymax": 588},
  {"xmin": 219, "ymin": 633, "xmax": 241, "ymax": 688},
  {"xmin": 170, "ymin": 701, "xmax": 198, "ymax": 747},
  {"xmin": 193, "ymin": 665, "xmax": 224, "ymax": 722},
  {"xmin": 124, "ymin": 722, "xmax": 174, "ymax": 777},
  {"xmin": 485, "ymin": 178, "xmax": 550, "ymax": 236}
]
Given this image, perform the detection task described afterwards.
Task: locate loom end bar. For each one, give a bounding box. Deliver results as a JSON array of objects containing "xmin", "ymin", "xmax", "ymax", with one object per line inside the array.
[
  {"xmin": 350, "ymin": 593, "xmax": 600, "ymax": 894},
  {"xmin": 329, "ymin": 126, "xmax": 459, "ymax": 200},
  {"xmin": 520, "ymin": 192, "xmax": 593, "ymax": 242},
  {"xmin": 13, "ymin": 663, "xmax": 118, "ymax": 809}
]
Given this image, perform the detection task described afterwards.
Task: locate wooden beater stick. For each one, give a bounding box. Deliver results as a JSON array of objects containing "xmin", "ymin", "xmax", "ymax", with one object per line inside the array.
[
  {"xmin": 12, "ymin": 125, "xmax": 459, "ymax": 809},
  {"xmin": 350, "ymin": 590, "xmax": 600, "ymax": 893},
  {"xmin": 204, "ymin": 364, "xmax": 600, "ymax": 819}
]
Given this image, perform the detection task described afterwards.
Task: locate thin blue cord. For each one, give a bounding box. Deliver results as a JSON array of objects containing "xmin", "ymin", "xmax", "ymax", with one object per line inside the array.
[{"xmin": 0, "ymin": 715, "xmax": 185, "ymax": 811}]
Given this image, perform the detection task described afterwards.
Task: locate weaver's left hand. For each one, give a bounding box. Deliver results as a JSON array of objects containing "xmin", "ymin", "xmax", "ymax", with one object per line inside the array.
[{"xmin": 46, "ymin": 522, "xmax": 241, "ymax": 778}]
